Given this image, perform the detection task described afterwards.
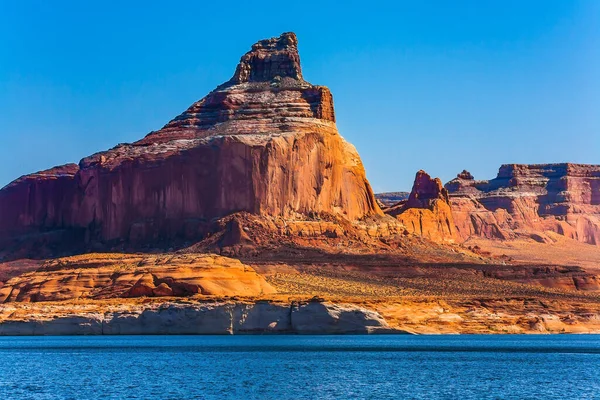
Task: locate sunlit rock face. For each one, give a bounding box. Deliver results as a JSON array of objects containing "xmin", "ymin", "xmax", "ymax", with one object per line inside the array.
[
  {"xmin": 0, "ymin": 253, "xmax": 276, "ymax": 303},
  {"xmin": 0, "ymin": 32, "xmax": 381, "ymax": 256},
  {"xmin": 446, "ymin": 164, "xmax": 600, "ymax": 245},
  {"xmin": 385, "ymin": 170, "xmax": 458, "ymax": 243}
]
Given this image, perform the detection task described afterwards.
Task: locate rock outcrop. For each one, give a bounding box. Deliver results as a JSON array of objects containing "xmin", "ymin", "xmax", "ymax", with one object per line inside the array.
[
  {"xmin": 0, "ymin": 32, "xmax": 381, "ymax": 259},
  {"xmin": 385, "ymin": 171, "xmax": 457, "ymax": 243},
  {"xmin": 0, "ymin": 300, "xmax": 394, "ymax": 335},
  {"xmin": 446, "ymin": 164, "xmax": 600, "ymax": 245},
  {"xmin": 0, "ymin": 253, "xmax": 275, "ymax": 303}
]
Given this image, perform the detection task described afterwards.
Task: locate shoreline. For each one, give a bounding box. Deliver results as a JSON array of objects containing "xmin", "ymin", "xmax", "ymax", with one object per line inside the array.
[{"xmin": 2, "ymin": 299, "xmax": 599, "ymax": 335}]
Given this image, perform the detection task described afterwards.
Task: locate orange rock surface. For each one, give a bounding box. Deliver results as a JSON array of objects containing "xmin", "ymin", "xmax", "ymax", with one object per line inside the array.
[
  {"xmin": 385, "ymin": 170, "xmax": 458, "ymax": 243},
  {"xmin": 0, "ymin": 253, "xmax": 275, "ymax": 303}
]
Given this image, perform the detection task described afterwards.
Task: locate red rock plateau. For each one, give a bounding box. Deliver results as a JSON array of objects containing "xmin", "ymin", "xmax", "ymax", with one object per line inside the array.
[
  {"xmin": 385, "ymin": 170, "xmax": 458, "ymax": 243},
  {"xmin": 446, "ymin": 164, "xmax": 600, "ymax": 245}
]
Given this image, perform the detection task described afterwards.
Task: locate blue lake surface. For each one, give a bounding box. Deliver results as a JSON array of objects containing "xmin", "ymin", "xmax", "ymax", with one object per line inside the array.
[{"xmin": 0, "ymin": 335, "xmax": 599, "ymax": 399}]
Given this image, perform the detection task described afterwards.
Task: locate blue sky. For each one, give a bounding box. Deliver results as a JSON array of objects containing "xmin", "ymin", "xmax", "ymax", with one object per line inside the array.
[{"xmin": 0, "ymin": 1, "xmax": 598, "ymax": 191}]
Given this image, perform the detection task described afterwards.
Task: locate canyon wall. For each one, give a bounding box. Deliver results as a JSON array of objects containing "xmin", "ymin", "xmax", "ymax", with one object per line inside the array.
[{"xmin": 446, "ymin": 164, "xmax": 600, "ymax": 244}]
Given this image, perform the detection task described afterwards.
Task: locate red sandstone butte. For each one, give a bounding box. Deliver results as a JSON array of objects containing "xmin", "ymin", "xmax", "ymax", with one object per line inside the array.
[
  {"xmin": 0, "ymin": 32, "xmax": 381, "ymax": 255},
  {"xmin": 386, "ymin": 170, "xmax": 457, "ymax": 243},
  {"xmin": 446, "ymin": 164, "xmax": 600, "ymax": 245}
]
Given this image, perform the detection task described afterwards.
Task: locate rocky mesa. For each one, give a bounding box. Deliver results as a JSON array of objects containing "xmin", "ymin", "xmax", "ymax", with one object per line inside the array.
[
  {"xmin": 446, "ymin": 164, "xmax": 600, "ymax": 245},
  {"xmin": 0, "ymin": 32, "xmax": 381, "ymax": 259}
]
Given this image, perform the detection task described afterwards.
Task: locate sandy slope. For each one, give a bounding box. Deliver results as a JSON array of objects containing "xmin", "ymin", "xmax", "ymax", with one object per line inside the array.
[{"xmin": 464, "ymin": 233, "xmax": 600, "ymax": 271}]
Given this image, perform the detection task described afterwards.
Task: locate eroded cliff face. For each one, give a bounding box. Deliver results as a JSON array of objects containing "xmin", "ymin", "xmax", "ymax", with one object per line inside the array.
[
  {"xmin": 446, "ymin": 164, "xmax": 600, "ymax": 245},
  {"xmin": 385, "ymin": 171, "xmax": 457, "ymax": 243},
  {"xmin": 0, "ymin": 33, "xmax": 380, "ymax": 256}
]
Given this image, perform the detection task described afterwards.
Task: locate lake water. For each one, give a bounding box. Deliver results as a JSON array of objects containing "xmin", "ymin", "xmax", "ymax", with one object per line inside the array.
[{"xmin": 0, "ymin": 335, "xmax": 599, "ymax": 399}]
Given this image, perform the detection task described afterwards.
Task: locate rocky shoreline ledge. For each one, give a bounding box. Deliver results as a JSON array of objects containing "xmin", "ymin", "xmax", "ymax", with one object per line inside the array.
[
  {"xmin": 0, "ymin": 301, "xmax": 404, "ymax": 336},
  {"xmin": 2, "ymin": 297, "xmax": 600, "ymax": 335}
]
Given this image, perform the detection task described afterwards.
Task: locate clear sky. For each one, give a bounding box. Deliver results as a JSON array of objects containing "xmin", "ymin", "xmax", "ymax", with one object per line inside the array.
[{"xmin": 1, "ymin": 1, "xmax": 598, "ymax": 192}]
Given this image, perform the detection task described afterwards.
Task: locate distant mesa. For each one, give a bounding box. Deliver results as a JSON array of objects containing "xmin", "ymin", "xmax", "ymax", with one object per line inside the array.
[
  {"xmin": 446, "ymin": 163, "xmax": 600, "ymax": 245},
  {"xmin": 374, "ymin": 163, "xmax": 600, "ymax": 247},
  {"xmin": 456, "ymin": 169, "xmax": 474, "ymax": 180},
  {"xmin": 374, "ymin": 192, "xmax": 410, "ymax": 208}
]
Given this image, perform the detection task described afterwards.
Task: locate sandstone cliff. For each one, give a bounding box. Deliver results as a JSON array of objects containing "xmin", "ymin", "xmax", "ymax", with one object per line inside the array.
[
  {"xmin": 385, "ymin": 170, "xmax": 457, "ymax": 243},
  {"xmin": 446, "ymin": 164, "xmax": 600, "ymax": 245},
  {"xmin": 0, "ymin": 32, "xmax": 381, "ymax": 258}
]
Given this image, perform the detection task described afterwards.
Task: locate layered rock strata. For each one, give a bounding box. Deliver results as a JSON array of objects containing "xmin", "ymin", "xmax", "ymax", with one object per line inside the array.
[
  {"xmin": 0, "ymin": 253, "xmax": 275, "ymax": 303},
  {"xmin": 446, "ymin": 164, "xmax": 600, "ymax": 244},
  {"xmin": 385, "ymin": 171, "xmax": 457, "ymax": 242},
  {"xmin": 0, "ymin": 32, "xmax": 381, "ymax": 257}
]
